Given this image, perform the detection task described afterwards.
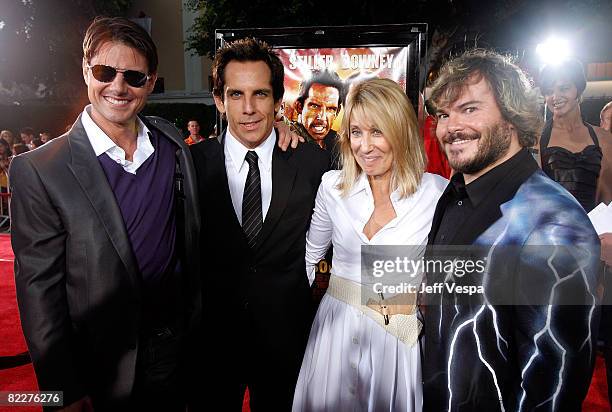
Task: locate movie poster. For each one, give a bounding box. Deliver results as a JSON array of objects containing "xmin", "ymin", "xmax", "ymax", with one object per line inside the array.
[
  {"xmin": 274, "ymin": 47, "xmax": 410, "ymax": 300},
  {"xmin": 275, "ymin": 47, "xmax": 409, "ymax": 144}
]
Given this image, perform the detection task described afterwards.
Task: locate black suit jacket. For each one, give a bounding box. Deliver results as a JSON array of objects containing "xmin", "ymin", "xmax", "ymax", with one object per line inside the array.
[
  {"xmin": 190, "ymin": 130, "xmax": 329, "ymax": 368},
  {"xmin": 9, "ymin": 115, "xmax": 201, "ymax": 409}
]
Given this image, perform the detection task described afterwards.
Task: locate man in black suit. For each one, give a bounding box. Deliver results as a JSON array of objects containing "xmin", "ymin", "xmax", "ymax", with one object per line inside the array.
[
  {"xmin": 10, "ymin": 17, "xmax": 200, "ymax": 411},
  {"xmin": 190, "ymin": 38, "xmax": 329, "ymax": 411}
]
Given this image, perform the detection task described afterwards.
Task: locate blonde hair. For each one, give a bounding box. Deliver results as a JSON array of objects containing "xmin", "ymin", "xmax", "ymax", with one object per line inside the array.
[
  {"xmin": 0, "ymin": 130, "xmax": 15, "ymax": 146},
  {"xmin": 337, "ymin": 78, "xmax": 426, "ymax": 198}
]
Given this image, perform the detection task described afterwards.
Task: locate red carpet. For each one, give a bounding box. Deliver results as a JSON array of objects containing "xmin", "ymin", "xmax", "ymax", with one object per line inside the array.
[
  {"xmin": 0, "ymin": 233, "xmax": 609, "ymax": 411},
  {"xmin": 0, "ymin": 234, "xmax": 40, "ymax": 412},
  {"xmin": 0, "ymin": 233, "xmax": 27, "ymax": 358},
  {"xmin": 0, "ymin": 261, "xmax": 27, "ymax": 357},
  {"xmin": 585, "ymin": 354, "xmax": 610, "ymax": 411},
  {"xmin": 0, "ymin": 233, "xmax": 14, "ymax": 261}
]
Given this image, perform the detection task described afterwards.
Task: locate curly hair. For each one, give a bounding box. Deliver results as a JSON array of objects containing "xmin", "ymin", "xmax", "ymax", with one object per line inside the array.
[{"xmin": 429, "ymin": 49, "xmax": 543, "ymax": 148}]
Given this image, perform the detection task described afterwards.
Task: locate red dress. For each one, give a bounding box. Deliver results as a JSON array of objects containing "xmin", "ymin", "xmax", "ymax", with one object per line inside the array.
[{"xmin": 422, "ymin": 115, "xmax": 451, "ymax": 179}]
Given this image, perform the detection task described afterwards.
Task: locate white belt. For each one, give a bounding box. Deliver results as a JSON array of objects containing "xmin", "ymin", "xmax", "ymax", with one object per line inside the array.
[{"xmin": 326, "ymin": 275, "xmax": 421, "ymax": 346}]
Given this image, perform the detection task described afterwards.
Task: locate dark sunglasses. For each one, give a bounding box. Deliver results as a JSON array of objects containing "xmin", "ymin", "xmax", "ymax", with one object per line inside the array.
[{"xmin": 87, "ymin": 64, "xmax": 151, "ymax": 88}]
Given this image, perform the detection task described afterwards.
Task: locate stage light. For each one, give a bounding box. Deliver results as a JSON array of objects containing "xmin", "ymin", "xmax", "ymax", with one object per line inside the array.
[{"xmin": 536, "ymin": 36, "xmax": 571, "ymax": 65}]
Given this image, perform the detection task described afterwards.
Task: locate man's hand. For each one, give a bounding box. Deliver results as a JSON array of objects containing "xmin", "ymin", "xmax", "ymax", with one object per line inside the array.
[
  {"xmin": 59, "ymin": 396, "xmax": 94, "ymax": 412},
  {"xmin": 275, "ymin": 121, "xmax": 304, "ymax": 151},
  {"xmin": 601, "ymin": 233, "xmax": 612, "ymax": 266}
]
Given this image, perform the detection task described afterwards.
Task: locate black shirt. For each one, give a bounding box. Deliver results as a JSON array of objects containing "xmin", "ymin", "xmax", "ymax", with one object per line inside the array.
[{"xmin": 430, "ymin": 148, "xmax": 538, "ymax": 245}]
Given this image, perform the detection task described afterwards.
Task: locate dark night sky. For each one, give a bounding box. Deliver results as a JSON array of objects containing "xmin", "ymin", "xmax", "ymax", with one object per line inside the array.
[{"xmin": 474, "ymin": 0, "xmax": 612, "ymax": 63}]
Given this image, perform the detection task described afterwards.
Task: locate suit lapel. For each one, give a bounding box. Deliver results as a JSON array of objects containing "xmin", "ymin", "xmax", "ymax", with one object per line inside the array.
[
  {"xmin": 257, "ymin": 143, "xmax": 297, "ymax": 249},
  {"xmin": 143, "ymin": 116, "xmax": 201, "ymax": 256},
  {"xmin": 66, "ymin": 115, "xmax": 141, "ymax": 292},
  {"xmin": 213, "ymin": 131, "xmax": 246, "ymax": 240}
]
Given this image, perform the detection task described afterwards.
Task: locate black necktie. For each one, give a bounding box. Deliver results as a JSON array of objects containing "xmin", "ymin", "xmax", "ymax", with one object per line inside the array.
[{"xmin": 242, "ymin": 151, "xmax": 263, "ymax": 248}]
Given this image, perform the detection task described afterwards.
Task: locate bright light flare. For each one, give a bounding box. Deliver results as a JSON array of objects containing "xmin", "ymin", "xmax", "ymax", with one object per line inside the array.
[{"xmin": 536, "ymin": 36, "xmax": 571, "ymax": 65}]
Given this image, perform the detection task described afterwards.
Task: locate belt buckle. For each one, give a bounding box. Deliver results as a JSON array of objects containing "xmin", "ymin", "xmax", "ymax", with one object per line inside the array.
[
  {"xmin": 366, "ymin": 293, "xmax": 391, "ymax": 325},
  {"xmin": 379, "ymin": 292, "xmax": 390, "ymax": 325},
  {"xmin": 381, "ymin": 304, "xmax": 390, "ymax": 325}
]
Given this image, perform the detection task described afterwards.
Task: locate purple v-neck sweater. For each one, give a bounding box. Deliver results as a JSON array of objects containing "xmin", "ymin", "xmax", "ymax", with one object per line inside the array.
[{"xmin": 98, "ymin": 129, "xmax": 177, "ymax": 286}]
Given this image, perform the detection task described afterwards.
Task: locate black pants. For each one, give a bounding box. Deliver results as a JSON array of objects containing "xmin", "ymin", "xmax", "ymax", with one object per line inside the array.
[
  {"xmin": 205, "ymin": 355, "xmax": 303, "ymax": 412},
  {"xmin": 200, "ymin": 309, "xmax": 311, "ymax": 411},
  {"xmin": 132, "ymin": 327, "xmax": 186, "ymax": 412}
]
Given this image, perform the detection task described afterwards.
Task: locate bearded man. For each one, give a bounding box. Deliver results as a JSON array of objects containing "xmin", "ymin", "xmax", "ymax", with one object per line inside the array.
[{"xmin": 422, "ymin": 49, "xmax": 601, "ymax": 412}]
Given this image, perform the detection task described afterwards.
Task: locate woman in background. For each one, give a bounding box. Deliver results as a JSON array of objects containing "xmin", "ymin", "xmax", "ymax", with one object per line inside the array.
[
  {"xmin": 0, "ymin": 130, "xmax": 16, "ymax": 147},
  {"xmin": 538, "ymin": 59, "xmax": 612, "ymax": 210},
  {"xmin": 292, "ymin": 78, "xmax": 447, "ymax": 412},
  {"xmin": 539, "ymin": 59, "xmax": 612, "ymax": 406}
]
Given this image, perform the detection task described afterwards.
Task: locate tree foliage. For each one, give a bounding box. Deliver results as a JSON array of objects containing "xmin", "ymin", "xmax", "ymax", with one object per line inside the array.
[
  {"xmin": 185, "ymin": 0, "xmax": 446, "ymax": 60},
  {"xmin": 185, "ymin": 0, "xmax": 612, "ymax": 85},
  {"xmin": 0, "ymin": 0, "xmax": 132, "ymax": 103}
]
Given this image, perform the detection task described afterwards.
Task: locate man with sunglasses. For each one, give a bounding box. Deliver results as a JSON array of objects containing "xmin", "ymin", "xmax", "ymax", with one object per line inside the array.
[{"xmin": 9, "ymin": 17, "xmax": 201, "ymax": 411}]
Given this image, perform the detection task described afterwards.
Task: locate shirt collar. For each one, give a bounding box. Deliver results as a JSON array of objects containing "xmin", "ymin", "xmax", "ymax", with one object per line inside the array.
[
  {"xmin": 348, "ymin": 172, "xmax": 369, "ymax": 197},
  {"xmin": 81, "ymin": 104, "xmax": 152, "ymax": 157},
  {"xmin": 225, "ymin": 127, "xmax": 276, "ymax": 174},
  {"xmin": 464, "ymin": 147, "xmax": 531, "ymax": 207},
  {"xmin": 348, "ymin": 171, "xmax": 402, "ymax": 203},
  {"xmin": 449, "ymin": 172, "xmax": 468, "ymax": 200}
]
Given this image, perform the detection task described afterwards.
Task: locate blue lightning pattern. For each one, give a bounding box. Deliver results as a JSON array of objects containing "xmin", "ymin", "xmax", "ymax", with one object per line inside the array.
[
  {"xmin": 446, "ymin": 224, "xmax": 509, "ymax": 412},
  {"xmin": 429, "ymin": 170, "xmax": 600, "ymax": 412},
  {"xmin": 517, "ymin": 245, "xmax": 596, "ymax": 411}
]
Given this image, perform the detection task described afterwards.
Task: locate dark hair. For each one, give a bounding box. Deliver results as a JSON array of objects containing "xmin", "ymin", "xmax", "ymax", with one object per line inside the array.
[
  {"xmin": 0, "ymin": 138, "xmax": 11, "ymax": 157},
  {"xmin": 296, "ymin": 70, "xmax": 345, "ymax": 109},
  {"xmin": 430, "ymin": 49, "xmax": 542, "ymax": 148},
  {"xmin": 19, "ymin": 127, "xmax": 34, "ymax": 136},
  {"xmin": 212, "ymin": 38, "xmax": 285, "ymax": 102},
  {"xmin": 12, "ymin": 143, "xmax": 28, "ymax": 155},
  {"xmin": 538, "ymin": 59, "xmax": 587, "ymax": 98},
  {"xmin": 83, "ymin": 16, "xmax": 158, "ymax": 74}
]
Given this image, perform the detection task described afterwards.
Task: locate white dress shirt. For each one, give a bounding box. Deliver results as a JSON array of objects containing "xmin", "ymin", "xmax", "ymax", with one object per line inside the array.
[
  {"xmin": 305, "ymin": 170, "xmax": 448, "ymax": 285},
  {"xmin": 81, "ymin": 104, "xmax": 154, "ymax": 174},
  {"xmin": 224, "ymin": 127, "xmax": 275, "ymax": 225}
]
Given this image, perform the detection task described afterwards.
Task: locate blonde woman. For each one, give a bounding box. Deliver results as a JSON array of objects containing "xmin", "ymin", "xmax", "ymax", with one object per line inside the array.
[
  {"xmin": 292, "ymin": 78, "xmax": 447, "ymax": 411},
  {"xmin": 0, "ymin": 130, "xmax": 15, "ymax": 147}
]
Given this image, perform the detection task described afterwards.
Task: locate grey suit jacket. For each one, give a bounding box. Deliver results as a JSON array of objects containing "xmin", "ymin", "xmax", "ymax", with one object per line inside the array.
[{"xmin": 9, "ymin": 114, "xmax": 200, "ymax": 409}]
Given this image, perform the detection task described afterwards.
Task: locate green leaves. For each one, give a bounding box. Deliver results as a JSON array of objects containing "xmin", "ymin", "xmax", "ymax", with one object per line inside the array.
[{"xmin": 0, "ymin": 0, "xmax": 132, "ymax": 103}]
